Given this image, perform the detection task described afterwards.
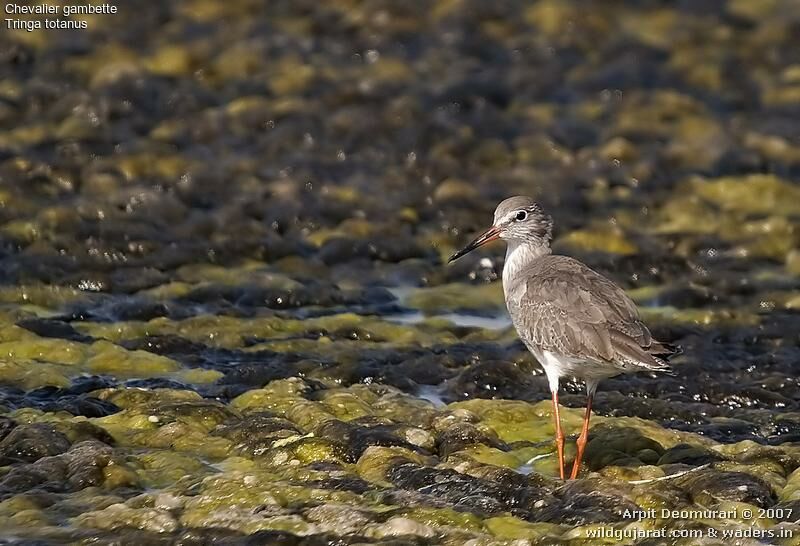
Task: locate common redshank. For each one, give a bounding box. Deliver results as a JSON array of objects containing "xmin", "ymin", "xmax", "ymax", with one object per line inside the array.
[{"xmin": 448, "ymin": 196, "xmax": 677, "ymax": 479}]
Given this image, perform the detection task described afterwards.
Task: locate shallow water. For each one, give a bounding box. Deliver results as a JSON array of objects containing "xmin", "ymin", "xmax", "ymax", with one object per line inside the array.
[{"xmin": 2, "ymin": 0, "xmax": 800, "ymax": 544}]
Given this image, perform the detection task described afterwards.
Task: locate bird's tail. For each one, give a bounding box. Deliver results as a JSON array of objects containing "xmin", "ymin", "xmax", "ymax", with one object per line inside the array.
[
  {"xmin": 611, "ymin": 331, "xmax": 678, "ymax": 375},
  {"xmin": 647, "ymin": 339, "xmax": 681, "ymax": 376},
  {"xmin": 649, "ymin": 340, "xmax": 682, "ymax": 359}
]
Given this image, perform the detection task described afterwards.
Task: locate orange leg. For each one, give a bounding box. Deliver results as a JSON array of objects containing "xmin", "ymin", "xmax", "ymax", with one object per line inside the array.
[
  {"xmin": 551, "ymin": 391, "xmax": 565, "ymax": 480},
  {"xmin": 570, "ymin": 393, "xmax": 593, "ymax": 479}
]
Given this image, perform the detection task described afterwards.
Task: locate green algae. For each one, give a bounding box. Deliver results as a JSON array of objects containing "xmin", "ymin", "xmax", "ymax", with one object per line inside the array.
[
  {"xmin": 95, "ymin": 387, "xmax": 206, "ymax": 409},
  {"xmin": 780, "ymin": 467, "xmax": 800, "ymax": 502},
  {"xmin": 453, "ymin": 444, "xmax": 548, "ymax": 472},
  {"xmin": 77, "ymin": 313, "xmax": 451, "ymax": 351},
  {"xmin": 91, "ymin": 391, "xmax": 237, "ymax": 458},
  {"xmin": 370, "ymin": 390, "xmax": 441, "ymax": 428},
  {"xmin": 230, "ymin": 378, "xmax": 311, "ymax": 414},
  {"xmin": 405, "ymin": 283, "xmax": 504, "ymax": 316},
  {"xmin": 285, "ymin": 401, "xmax": 338, "ymax": 430},
  {"xmin": 449, "ymin": 399, "xmax": 584, "ymax": 444},
  {"xmin": 356, "ymin": 446, "xmax": 431, "ymax": 486},
  {"xmin": 0, "ymin": 360, "xmax": 72, "ymax": 390},
  {"xmin": 558, "ymin": 225, "xmax": 639, "ymax": 256},
  {"xmin": 653, "ymin": 175, "xmax": 800, "ymax": 261},
  {"xmin": 74, "ymin": 503, "xmax": 179, "ymax": 533},
  {"xmin": 692, "ymin": 175, "xmax": 800, "ymax": 216},
  {"xmin": 85, "ymin": 341, "xmax": 180, "ymax": 376},
  {"xmin": 134, "ymin": 450, "xmax": 216, "ymax": 489},
  {"xmin": 319, "ymin": 391, "xmax": 376, "ymax": 421},
  {"xmin": 177, "ymin": 471, "xmax": 364, "ymax": 534},
  {"xmin": 174, "ymin": 367, "xmax": 224, "ymax": 384},
  {"xmin": 0, "ymin": 337, "xmax": 87, "ymax": 366},
  {"xmin": 397, "ymin": 506, "xmax": 485, "ymax": 533},
  {"xmin": 266, "ymin": 436, "xmax": 347, "ymax": 466},
  {"xmin": 0, "ymin": 285, "xmax": 84, "ymax": 311},
  {"xmin": 0, "ymin": 335, "xmax": 183, "ymax": 389},
  {"xmin": 485, "ymin": 515, "xmax": 558, "ymax": 540}
]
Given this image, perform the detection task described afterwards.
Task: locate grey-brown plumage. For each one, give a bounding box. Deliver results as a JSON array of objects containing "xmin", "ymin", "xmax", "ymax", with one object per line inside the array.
[
  {"xmin": 448, "ymin": 195, "xmax": 678, "ymax": 479},
  {"xmin": 505, "ymin": 255, "xmax": 674, "ymax": 379}
]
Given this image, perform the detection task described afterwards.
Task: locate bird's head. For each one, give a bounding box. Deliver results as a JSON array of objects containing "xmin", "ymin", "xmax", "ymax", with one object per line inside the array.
[{"xmin": 448, "ymin": 195, "xmax": 552, "ymax": 262}]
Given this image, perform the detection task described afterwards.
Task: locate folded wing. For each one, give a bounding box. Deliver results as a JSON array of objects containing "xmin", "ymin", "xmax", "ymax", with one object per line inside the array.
[{"xmin": 507, "ymin": 256, "xmax": 677, "ymax": 372}]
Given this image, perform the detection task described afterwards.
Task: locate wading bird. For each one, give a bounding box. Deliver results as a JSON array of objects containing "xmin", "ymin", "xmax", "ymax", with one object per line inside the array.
[{"xmin": 449, "ymin": 196, "xmax": 678, "ymax": 479}]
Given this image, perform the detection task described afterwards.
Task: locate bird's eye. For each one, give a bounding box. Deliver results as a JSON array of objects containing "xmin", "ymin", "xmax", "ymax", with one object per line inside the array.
[{"xmin": 515, "ymin": 211, "xmax": 527, "ymax": 221}]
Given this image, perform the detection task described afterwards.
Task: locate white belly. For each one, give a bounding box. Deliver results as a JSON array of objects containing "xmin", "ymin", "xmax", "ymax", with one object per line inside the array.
[{"xmin": 532, "ymin": 348, "xmax": 620, "ymax": 395}]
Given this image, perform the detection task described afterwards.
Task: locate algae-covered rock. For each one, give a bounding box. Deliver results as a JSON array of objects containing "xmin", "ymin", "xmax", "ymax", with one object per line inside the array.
[
  {"xmin": 178, "ymin": 470, "xmax": 361, "ymax": 534},
  {"xmin": 74, "ymin": 503, "xmax": 179, "ymax": 533},
  {"xmin": 533, "ymin": 477, "xmax": 641, "ymax": 525},
  {"xmin": 135, "ymin": 450, "xmax": 216, "ymax": 489},
  {"xmin": 405, "ymin": 283, "xmax": 505, "ymax": 316},
  {"xmin": 386, "ymin": 460, "xmax": 547, "ymax": 519},
  {"xmin": 91, "ymin": 392, "xmax": 236, "ymax": 458},
  {"xmin": 86, "ymin": 341, "xmax": 181, "ymax": 376},
  {"xmin": 485, "ymin": 515, "xmax": 556, "ymax": 541},
  {"xmin": 691, "ymin": 175, "xmax": 800, "ymax": 216},
  {"xmin": 303, "ymin": 503, "xmax": 376, "ymax": 535},
  {"xmin": 230, "ymin": 378, "xmax": 312, "ymax": 414},
  {"xmin": 264, "ymin": 436, "xmax": 348, "ymax": 467},
  {"xmin": 557, "ymin": 226, "xmax": 639, "ymax": 256},
  {"xmin": 0, "ymin": 439, "xmax": 136, "ymax": 498},
  {"xmin": 0, "ymin": 423, "xmax": 71, "ymax": 465},
  {"xmin": 450, "ymin": 399, "xmax": 583, "ymax": 444},
  {"xmin": 364, "ymin": 516, "xmax": 437, "ymax": 539},
  {"xmin": 657, "ymin": 443, "xmax": 723, "ymax": 466},
  {"xmin": 356, "ymin": 446, "xmax": 431, "ymax": 486},
  {"xmin": 436, "ymin": 421, "xmax": 509, "ymax": 459},
  {"xmin": 676, "ymin": 469, "xmax": 776, "ymax": 508},
  {"xmin": 212, "ymin": 412, "xmax": 302, "ymax": 456}
]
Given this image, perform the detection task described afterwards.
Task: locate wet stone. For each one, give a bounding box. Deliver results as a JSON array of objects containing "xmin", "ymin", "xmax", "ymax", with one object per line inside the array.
[
  {"xmin": 303, "ymin": 503, "xmax": 376, "ymax": 535},
  {"xmin": 532, "ymin": 478, "xmax": 642, "ymax": 525},
  {"xmin": 0, "ymin": 456, "xmax": 69, "ymax": 499},
  {"xmin": 120, "ymin": 335, "xmax": 208, "ymax": 357},
  {"xmin": 549, "ymin": 118, "xmax": 599, "ymax": 150},
  {"xmin": 301, "ymin": 474, "xmax": 374, "ymax": 496},
  {"xmin": 75, "ymin": 502, "xmax": 179, "ymax": 534},
  {"xmin": 314, "ymin": 420, "xmax": 425, "ymax": 462},
  {"xmin": 436, "ymin": 422, "xmax": 509, "ymax": 459},
  {"xmin": 0, "ymin": 439, "xmax": 125, "ymax": 500},
  {"xmin": 234, "ymin": 530, "xmax": 415, "ymax": 546},
  {"xmin": 16, "ymin": 318, "xmax": 93, "ymax": 343},
  {"xmin": 0, "ymin": 423, "xmax": 71, "ymax": 465},
  {"xmin": 318, "ymin": 237, "xmax": 435, "ymax": 265},
  {"xmin": 123, "ymin": 378, "xmax": 195, "ymax": 391},
  {"xmin": 59, "ymin": 420, "xmax": 117, "ymax": 447},
  {"xmin": 212, "ymin": 413, "xmax": 301, "ymax": 456},
  {"xmin": 11, "ymin": 385, "xmax": 120, "ymax": 418},
  {"xmin": 583, "ymin": 423, "xmax": 666, "ymax": 471},
  {"xmin": 657, "ymin": 443, "xmax": 725, "ymax": 466},
  {"xmin": 108, "ymin": 267, "xmax": 170, "ymax": 294},
  {"xmin": 447, "ymin": 360, "xmax": 544, "ymax": 402},
  {"xmin": 0, "ymin": 416, "xmax": 16, "ymax": 442},
  {"xmin": 146, "ymin": 400, "xmax": 238, "ymax": 429},
  {"xmin": 386, "ymin": 461, "xmax": 546, "ymax": 519},
  {"xmin": 349, "ymin": 351, "xmax": 455, "ymax": 391},
  {"xmin": 218, "ymin": 358, "xmax": 311, "ymax": 389},
  {"xmin": 106, "ymin": 299, "xmax": 178, "ymax": 322},
  {"xmin": 676, "ymin": 469, "xmax": 777, "ymax": 508}
]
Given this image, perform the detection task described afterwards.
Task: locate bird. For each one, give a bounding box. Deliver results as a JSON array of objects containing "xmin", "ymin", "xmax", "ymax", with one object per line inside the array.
[{"xmin": 448, "ymin": 196, "xmax": 678, "ymax": 479}]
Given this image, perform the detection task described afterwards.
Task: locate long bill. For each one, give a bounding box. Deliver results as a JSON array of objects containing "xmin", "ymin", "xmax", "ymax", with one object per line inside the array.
[{"xmin": 448, "ymin": 225, "xmax": 501, "ymax": 263}]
